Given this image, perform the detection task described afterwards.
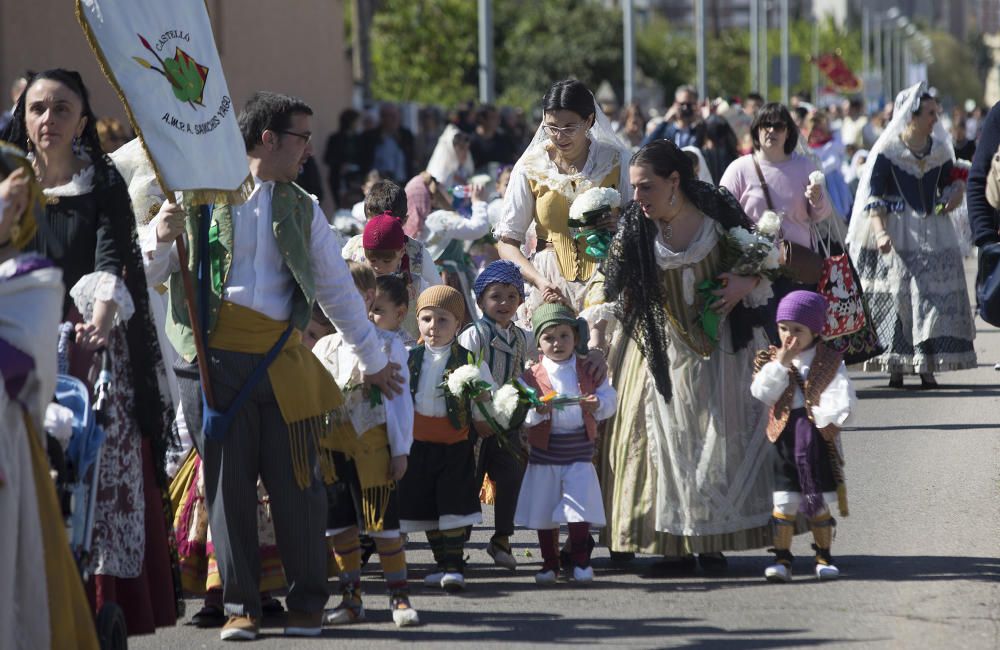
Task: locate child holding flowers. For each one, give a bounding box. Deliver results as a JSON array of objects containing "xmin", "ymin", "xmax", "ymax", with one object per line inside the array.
[
  {"xmin": 514, "ymin": 303, "xmax": 617, "ymax": 584},
  {"xmin": 458, "ymin": 260, "xmax": 533, "ymax": 570},
  {"xmin": 399, "ymin": 285, "xmax": 496, "ymax": 592}
]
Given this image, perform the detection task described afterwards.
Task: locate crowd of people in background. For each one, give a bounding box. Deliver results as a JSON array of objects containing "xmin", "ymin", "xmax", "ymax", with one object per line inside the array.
[{"xmin": 1, "ymin": 62, "xmax": 991, "ymax": 647}]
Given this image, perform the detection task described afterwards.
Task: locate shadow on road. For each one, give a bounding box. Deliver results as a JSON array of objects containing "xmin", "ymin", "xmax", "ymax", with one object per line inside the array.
[
  {"xmin": 856, "ymin": 384, "xmax": 1000, "ymax": 400},
  {"xmin": 623, "ymin": 554, "xmax": 1000, "ymax": 588},
  {"xmin": 846, "ymin": 423, "xmax": 1000, "ymax": 432},
  {"xmin": 244, "ymin": 610, "xmax": 850, "ymax": 647}
]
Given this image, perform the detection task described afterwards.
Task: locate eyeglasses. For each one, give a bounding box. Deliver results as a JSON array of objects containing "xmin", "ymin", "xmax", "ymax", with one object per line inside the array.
[
  {"xmin": 542, "ymin": 122, "xmax": 588, "ymax": 138},
  {"xmin": 278, "ymin": 129, "xmax": 312, "ymax": 144},
  {"xmin": 760, "ymin": 122, "xmax": 787, "ymax": 132}
]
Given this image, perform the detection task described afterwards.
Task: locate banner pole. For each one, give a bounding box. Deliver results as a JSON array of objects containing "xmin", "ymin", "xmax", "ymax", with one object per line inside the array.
[{"xmin": 174, "ymin": 205, "xmax": 215, "ymax": 407}]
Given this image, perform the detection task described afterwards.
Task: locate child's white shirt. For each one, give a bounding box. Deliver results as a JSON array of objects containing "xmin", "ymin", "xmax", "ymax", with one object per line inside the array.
[
  {"xmin": 312, "ymin": 329, "xmax": 414, "ymax": 457},
  {"xmin": 413, "ymin": 342, "xmax": 496, "ymax": 419},
  {"xmin": 750, "ymin": 346, "xmax": 856, "ymax": 429},
  {"xmin": 523, "ymin": 354, "xmax": 617, "ymax": 432}
]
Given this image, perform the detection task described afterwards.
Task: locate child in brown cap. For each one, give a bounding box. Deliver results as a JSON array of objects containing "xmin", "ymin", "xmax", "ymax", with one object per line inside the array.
[{"xmin": 398, "ymin": 285, "xmax": 496, "ymax": 592}]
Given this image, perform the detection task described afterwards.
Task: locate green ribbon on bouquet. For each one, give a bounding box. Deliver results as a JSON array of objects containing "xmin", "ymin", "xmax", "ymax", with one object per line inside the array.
[
  {"xmin": 575, "ymin": 229, "xmax": 612, "ymax": 259},
  {"xmin": 697, "ymin": 279, "xmax": 724, "ymax": 342}
]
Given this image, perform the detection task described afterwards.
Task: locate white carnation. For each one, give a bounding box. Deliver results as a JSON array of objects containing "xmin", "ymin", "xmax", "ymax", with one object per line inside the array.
[
  {"xmin": 599, "ymin": 186, "xmax": 622, "ymax": 209},
  {"xmin": 446, "ymin": 364, "xmax": 483, "ymax": 398},
  {"xmin": 809, "ymin": 171, "xmax": 826, "ymax": 186},
  {"xmin": 757, "ymin": 210, "xmax": 782, "ymax": 237},
  {"xmin": 569, "ymin": 186, "xmax": 622, "ymax": 221},
  {"xmin": 492, "ymin": 384, "xmax": 521, "ymax": 429}
]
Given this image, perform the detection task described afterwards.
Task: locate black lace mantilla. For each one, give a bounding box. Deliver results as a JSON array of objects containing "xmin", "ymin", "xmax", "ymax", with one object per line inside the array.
[{"xmin": 603, "ymin": 180, "xmax": 761, "ymax": 401}]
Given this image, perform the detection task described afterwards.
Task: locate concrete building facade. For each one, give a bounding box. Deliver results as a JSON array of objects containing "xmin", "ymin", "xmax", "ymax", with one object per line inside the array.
[{"xmin": 0, "ymin": 0, "xmax": 353, "ymax": 208}]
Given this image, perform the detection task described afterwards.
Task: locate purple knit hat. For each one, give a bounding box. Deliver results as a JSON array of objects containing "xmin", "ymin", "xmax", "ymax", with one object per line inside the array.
[{"xmin": 776, "ymin": 290, "xmax": 828, "ymax": 334}]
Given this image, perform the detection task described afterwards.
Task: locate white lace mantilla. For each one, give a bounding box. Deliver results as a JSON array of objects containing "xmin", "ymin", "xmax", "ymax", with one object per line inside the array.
[
  {"xmin": 519, "ymin": 139, "xmax": 621, "ymax": 202},
  {"xmin": 880, "ymin": 135, "xmax": 953, "ymax": 181},
  {"xmin": 70, "ymin": 271, "xmax": 135, "ymax": 324}
]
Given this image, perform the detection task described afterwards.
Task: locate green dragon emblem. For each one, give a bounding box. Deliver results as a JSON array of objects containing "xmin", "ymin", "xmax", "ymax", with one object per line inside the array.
[{"xmin": 134, "ymin": 33, "xmax": 208, "ymax": 109}]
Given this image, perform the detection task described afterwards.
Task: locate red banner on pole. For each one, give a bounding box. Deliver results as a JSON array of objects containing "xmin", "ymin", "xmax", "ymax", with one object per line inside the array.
[{"xmin": 812, "ymin": 53, "xmax": 862, "ymax": 93}]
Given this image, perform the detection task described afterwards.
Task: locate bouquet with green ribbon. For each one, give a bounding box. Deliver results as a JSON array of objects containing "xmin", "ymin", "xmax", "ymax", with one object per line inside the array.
[
  {"xmin": 440, "ymin": 364, "xmax": 527, "ymax": 462},
  {"xmin": 695, "ymin": 213, "xmax": 785, "ymax": 343},
  {"xmin": 568, "ymin": 187, "xmax": 621, "ymax": 259},
  {"xmin": 487, "ymin": 379, "xmax": 587, "ymax": 463}
]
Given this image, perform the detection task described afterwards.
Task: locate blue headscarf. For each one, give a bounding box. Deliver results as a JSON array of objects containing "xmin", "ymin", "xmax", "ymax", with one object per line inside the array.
[{"xmin": 474, "ymin": 260, "xmax": 525, "ymax": 300}]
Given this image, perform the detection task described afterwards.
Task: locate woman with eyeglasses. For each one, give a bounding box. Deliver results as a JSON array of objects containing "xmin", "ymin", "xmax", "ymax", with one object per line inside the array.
[
  {"xmin": 720, "ymin": 102, "xmax": 832, "ymax": 341},
  {"xmin": 495, "ymin": 79, "xmax": 631, "ymax": 321}
]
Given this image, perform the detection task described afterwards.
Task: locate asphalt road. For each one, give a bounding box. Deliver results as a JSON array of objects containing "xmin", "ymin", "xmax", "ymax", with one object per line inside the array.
[{"xmin": 131, "ymin": 262, "xmax": 1000, "ymax": 650}]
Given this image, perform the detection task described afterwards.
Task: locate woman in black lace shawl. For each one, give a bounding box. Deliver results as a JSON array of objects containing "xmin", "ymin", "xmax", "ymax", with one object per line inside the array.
[
  {"xmin": 589, "ymin": 140, "xmax": 775, "ymax": 568},
  {"xmin": 3, "ymin": 69, "xmax": 180, "ymax": 633}
]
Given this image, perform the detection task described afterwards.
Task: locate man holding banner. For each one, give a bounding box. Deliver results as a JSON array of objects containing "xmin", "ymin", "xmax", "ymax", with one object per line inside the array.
[
  {"xmin": 145, "ymin": 92, "xmax": 405, "ymax": 641},
  {"xmin": 78, "ymin": 0, "xmax": 404, "ymax": 641}
]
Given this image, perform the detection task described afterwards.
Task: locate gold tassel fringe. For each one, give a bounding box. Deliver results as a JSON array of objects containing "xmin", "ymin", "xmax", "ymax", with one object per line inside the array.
[
  {"xmin": 361, "ymin": 485, "xmax": 393, "ymax": 532},
  {"xmin": 836, "ymin": 483, "xmax": 849, "ymax": 517}
]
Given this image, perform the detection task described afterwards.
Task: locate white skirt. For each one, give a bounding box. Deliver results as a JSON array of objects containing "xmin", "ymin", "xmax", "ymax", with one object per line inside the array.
[{"xmin": 514, "ymin": 461, "xmax": 606, "ymax": 530}]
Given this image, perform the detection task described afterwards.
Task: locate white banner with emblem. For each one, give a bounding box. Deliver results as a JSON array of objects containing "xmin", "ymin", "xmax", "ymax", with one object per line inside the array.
[{"xmin": 76, "ymin": 0, "xmax": 251, "ymax": 203}]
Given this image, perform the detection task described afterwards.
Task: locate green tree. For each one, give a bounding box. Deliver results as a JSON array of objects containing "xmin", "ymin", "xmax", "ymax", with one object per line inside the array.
[
  {"xmin": 493, "ymin": 0, "xmax": 623, "ymax": 111},
  {"xmin": 369, "ymin": 0, "xmax": 479, "ymax": 106},
  {"xmin": 927, "ymin": 30, "xmax": 986, "ymax": 106},
  {"xmin": 636, "ymin": 15, "xmax": 694, "ymax": 99},
  {"xmin": 366, "ymin": 2, "xmax": 866, "ymax": 110},
  {"xmin": 368, "ymin": 0, "xmax": 623, "ymax": 111}
]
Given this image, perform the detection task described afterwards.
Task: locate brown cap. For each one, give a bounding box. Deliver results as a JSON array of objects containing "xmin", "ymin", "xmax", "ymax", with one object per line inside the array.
[{"xmin": 415, "ymin": 285, "xmax": 466, "ymax": 323}]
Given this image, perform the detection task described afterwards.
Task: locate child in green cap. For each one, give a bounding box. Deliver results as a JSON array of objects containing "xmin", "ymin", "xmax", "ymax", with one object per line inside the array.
[{"xmin": 514, "ymin": 303, "xmax": 617, "ymax": 585}]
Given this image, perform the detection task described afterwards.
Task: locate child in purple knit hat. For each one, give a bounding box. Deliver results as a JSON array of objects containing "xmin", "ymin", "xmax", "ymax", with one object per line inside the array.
[{"xmin": 750, "ymin": 290, "xmax": 857, "ymax": 583}]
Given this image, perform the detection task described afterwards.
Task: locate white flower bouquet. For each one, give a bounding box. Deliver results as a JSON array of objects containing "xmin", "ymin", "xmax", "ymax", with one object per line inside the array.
[
  {"xmin": 473, "ymin": 381, "xmax": 529, "ymax": 464},
  {"xmin": 722, "ymin": 222, "xmax": 782, "ymax": 278},
  {"xmin": 756, "ymin": 209, "xmax": 783, "ymax": 238},
  {"xmin": 567, "ymin": 187, "xmax": 622, "ymax": 259},
  {"xmin": 492, "ymin": 384, "xmax": 523, "ymax": 430},
  {"xmin": 697, "ymin": 217, "xmax": 783, "ymax": 343},
  {"xmin": 443, "ymin": 364, "xmax": 491, "ymax": 401}
]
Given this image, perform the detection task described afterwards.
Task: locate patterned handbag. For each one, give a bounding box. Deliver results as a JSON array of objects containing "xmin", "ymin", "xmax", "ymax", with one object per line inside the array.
[
  {"xmin": 816, "ymin": 227, "xmax": 864, "ymax": 338},
  {"xmin": 813, "ymin": 219, "xmax": 884, "ymax": 364}
]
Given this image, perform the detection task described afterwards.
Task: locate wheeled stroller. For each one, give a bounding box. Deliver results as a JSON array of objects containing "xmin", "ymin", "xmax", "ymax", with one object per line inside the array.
[{"xmin": 49, "ymin": 327, "xmax": 128, "ymax": 650}]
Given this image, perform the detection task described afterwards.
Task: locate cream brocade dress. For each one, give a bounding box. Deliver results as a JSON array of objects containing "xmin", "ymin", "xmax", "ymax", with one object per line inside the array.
[{"xmin": 592, "ymin": 218, "xmax": 775, "ymax": 555}]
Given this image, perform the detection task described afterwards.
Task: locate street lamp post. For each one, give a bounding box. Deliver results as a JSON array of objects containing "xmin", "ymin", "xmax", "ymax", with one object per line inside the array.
[
  {"xmin": 883, "ymin": 20, "xmax": 894, "ymax": 98},
  {"xmin": 477, "ymin": 0, "xmax": 494, "ymax": 104},
  {"xmin": 623, "ymin": 0, "xmax": 635, "ymax": 106},
  {"xmin": 885, "ymin": 7, "xmax": 901, "ymax": 98},
  {"xmin": 750, "ymin": 0, "xmax": 759, "ymax": 93},
  {"xmin": 862, "ymin": 7, "xmax": 870, "ymax": 76},
  {"xmin": 695, "ymin": 0, "xmax": 707, "ymax": 101},
  {"xmin": 780, "ymin": 0, "xmax": 789, "ymax": 105},
  {"xmin": 761, "ymin": 0, "xmax": 769, "ymax": 100},
  {"xmin": 893, "ymin": 18, "xmax": 906, "ymax": 94},
  {"xmin": 873, "ymin": 12, "xmax": 882, "ymax": 102}
]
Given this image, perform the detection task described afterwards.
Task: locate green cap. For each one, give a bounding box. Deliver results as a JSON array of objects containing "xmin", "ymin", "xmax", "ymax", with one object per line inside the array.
[{"xmin": 531, "ymin": 302, "xmax": 590, "ymax": 354}]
